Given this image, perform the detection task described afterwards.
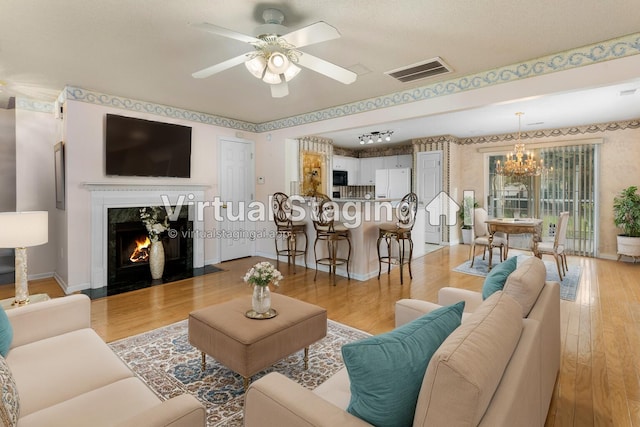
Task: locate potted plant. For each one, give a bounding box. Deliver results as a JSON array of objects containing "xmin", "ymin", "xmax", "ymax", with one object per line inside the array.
[
  {"xmin": 613, "ymin": 185, "xmax": 640, "ymax": 261},
  {"xmin": 460, "ymin": 197, "xmax": 479, "ymax": 245}
]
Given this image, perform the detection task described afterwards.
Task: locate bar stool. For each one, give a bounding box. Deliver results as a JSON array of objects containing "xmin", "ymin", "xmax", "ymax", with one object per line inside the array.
[
  {"xmin": 311, "ymin": 194, "xmax": 351, "ymax": 285},
  {"xmin": 272, "ymin": 192, "xmax": 308, "ymax": 273},
  {"xmin": 377, "ymin": 193, "xmax": 418, "ymax": 285}
]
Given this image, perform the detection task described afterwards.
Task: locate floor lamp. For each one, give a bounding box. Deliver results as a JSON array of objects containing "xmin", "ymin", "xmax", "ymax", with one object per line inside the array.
[{"xmin": 0, "ymin": 211, "xmax": 48, "ymax": 305}]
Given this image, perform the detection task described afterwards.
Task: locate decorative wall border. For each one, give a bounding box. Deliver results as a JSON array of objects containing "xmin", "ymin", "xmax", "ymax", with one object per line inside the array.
[
  {"xmin": 64, "ymin": 86, "xmax": 258, "ymax": 132},
  {"xmin": 15, "ymin": 98, "xmax": 55, "ymax": 114},
  {"xmin": 458, "ymin": 118, "xmax": 640, "ymax": 145}
]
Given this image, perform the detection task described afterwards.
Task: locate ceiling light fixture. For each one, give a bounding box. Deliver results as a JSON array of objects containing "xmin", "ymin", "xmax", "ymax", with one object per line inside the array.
[
  {"xmin": 495, "ymin": 112, "xmax": 544, "ymax": 177},
  {"xmin": 358, "ymin": 130, "xmax": 394, "ymax": 145},
  {"xmin": 243, "ymin": 36, "xmax": 302, "ymax": 98}
]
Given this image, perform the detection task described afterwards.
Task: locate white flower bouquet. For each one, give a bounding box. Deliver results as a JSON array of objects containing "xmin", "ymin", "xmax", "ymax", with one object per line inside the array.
[
  {"xmin": 140, "ymin": 206, "xmax": 169, "ymax": 242},
  {"xmin": 243, "ymin": 261, "xmax": 283, "ymax": 287}
]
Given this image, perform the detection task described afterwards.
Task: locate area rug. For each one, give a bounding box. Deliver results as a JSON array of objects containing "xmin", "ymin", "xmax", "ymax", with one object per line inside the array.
[
  {"xmin": 453, "ymin": 255, "xmax": 581, "ymax": 301},
  {"xmin": 109, "ymin": 318, "xmax": 369, "ymax": 426}
]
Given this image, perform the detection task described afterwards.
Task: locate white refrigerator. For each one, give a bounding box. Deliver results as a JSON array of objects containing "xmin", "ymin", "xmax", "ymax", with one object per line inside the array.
[{"xmin": 375, "ymin": 168, "xmax": 411, "ymax": 199}]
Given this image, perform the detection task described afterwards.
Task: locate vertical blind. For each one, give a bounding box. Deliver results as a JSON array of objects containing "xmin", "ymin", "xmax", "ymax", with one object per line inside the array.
[{"xmin": 539, "ymin": 144, "xmax": 596, "ymax": 257}]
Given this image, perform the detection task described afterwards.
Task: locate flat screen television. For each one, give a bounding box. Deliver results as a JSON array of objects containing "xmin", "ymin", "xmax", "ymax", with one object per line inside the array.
[{"xmin": 105, "ymin": 114, "xmax": 192, "ymax": 178}]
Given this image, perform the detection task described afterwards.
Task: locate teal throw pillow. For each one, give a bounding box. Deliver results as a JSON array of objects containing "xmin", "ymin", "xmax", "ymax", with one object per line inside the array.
[
  {"xmin": 342, "ymin": 301, "xmax": 464, "ymax": 427},
  {"xmin": 0, "ymin": 307, "xmax": 12, "ymax": 357},
  {"xmin": 482, "ymin": 256, "xmax": 518, "ymax": 300}
]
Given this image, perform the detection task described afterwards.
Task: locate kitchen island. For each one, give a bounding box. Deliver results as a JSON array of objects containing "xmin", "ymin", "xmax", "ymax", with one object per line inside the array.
[{"xmin": 290, "ymin": 197, "xmax": 426, "ymax": 281}]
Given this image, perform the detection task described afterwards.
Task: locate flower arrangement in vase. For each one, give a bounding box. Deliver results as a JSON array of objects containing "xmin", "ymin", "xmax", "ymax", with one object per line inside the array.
[
  {"xmin": 140, "ymin": 206, "xmax": 170, "ymax": 279},
  {"xmin": 243, "ymin": 262, "xmax": 283, "ymax": 315}
]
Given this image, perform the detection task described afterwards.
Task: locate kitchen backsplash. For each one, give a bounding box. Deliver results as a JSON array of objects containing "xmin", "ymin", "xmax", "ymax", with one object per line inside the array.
[{"xmin": 333, "ymin": 185, "xmax": 375, "ymax": 199}]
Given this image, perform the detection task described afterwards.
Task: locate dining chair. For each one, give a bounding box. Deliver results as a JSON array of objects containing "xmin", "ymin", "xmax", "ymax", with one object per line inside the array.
[
  {"xmin": 272, "ymin": 192, "xmax": 308, "ymax": 273},
  {"xmin": 538, "ymin": 211, "xmax": 569, "ymax": 280},
  {"xmin": 469, "ymin": 207, "xmax": 508, "ymax": 267}
]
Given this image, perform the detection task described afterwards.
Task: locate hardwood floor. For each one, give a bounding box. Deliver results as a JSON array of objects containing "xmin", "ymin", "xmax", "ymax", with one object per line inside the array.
[{"xmin": 1, "ymin": 245, "xmax": 638, "ymax": 426}]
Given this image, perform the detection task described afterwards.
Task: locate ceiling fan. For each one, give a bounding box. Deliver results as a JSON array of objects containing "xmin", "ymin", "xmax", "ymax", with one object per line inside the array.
[{"xmin": 191, "ymin": 8, "xmax": 357, "ymax": 98}]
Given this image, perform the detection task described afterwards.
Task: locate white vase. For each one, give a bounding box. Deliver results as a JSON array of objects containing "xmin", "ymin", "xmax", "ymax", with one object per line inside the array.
[
  {"xmin": 252, "ymin": 285, "xmax": 271, "ymax": 314},
  {"xmin": 149, "ymin": 240, "xmax": 165, "ymax": 280}
]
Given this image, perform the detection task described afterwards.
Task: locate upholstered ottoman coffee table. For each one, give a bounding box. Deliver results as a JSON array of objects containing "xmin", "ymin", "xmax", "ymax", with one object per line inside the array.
[{"xmin": 188, "ymin": 293, "xmax": 327, "ymax": 389}]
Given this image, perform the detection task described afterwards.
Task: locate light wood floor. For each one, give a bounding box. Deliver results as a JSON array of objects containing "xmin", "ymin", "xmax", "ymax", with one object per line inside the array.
[{"xmin": 1, "ymin": 245, "xmax": 639, "ymax": 427}]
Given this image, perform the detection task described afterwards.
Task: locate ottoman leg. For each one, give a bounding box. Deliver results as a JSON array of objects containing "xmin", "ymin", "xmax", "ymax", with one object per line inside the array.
[
  {"xmin": 201, "ymin": 352, "xmax": 206, "ymax": 371},
  {"xmin": 304, "ymin": 346, "xmax": 309, "ymax": 370},
  {"xmin": 243, "ymin": 376, "xmax": 250, "ymax": 391}
]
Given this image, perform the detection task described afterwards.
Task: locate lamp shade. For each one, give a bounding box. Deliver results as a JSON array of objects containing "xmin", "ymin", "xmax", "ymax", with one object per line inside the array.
[{"xmin": 0, "ymin": 211, "xmax": 48, "ymax": 248}]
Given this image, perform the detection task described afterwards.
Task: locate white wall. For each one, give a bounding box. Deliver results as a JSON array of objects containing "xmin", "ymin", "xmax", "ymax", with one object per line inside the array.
[
  {"xmin": 0, "ymin": 109, "xmax": 16, "ymax": 212},
  {"xmin": 15, "ymin": 108, "xmax": 58, "ymax": 278},
  {"xmin": 61, "ymin": 100, "xmax": 255, "ymax": 290}
]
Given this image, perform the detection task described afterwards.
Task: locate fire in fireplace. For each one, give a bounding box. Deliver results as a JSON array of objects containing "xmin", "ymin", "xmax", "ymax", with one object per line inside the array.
[
  {"xmin": 107, "ymin": 206, "xmax": 193, "ymax": 291},
  {"xmin": 129, "ymin": 236, "xmax": 151, "ymax": 263}
]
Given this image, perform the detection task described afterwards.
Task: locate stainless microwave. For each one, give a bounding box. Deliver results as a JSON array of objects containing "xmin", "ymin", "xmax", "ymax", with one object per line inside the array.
[{"xmin": 333, "ymin": 170, "xmax": 348, "ymax": 186}]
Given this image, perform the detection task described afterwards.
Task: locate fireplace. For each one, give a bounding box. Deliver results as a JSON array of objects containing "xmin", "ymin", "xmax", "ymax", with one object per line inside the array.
[
  {"xmin": 86, "ymin": 184, "xmax": 207, "ymax": 294},
  {"xmin": 107, "ymin": 206, "xmax": 193, "ymax": 293}
]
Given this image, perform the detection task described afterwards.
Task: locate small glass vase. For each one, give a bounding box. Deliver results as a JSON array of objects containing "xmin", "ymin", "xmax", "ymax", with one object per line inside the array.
[
  {"xmin": 252, "ymin": 285, "xmax": 271, "ymax": 314},
  {"xmin": 149, "ymin": 239, "xmax": 165, "ymax": 280}
]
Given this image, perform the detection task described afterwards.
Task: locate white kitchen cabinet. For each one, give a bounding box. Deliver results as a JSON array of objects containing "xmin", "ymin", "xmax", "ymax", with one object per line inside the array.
[
  {"xmin": 383, "ymin": 154, "xmax": 413, "ymax": 169},
  {"xmin": 333, "ymin": 155, "xmax": 348, "ymax": 171},
  {"xmin": 333, "ymin": 155, "xmax": 359, "ymax": 185},
  {"xmin": 359, "ymin": 157, "xmax": 385, "ymax": 185}
]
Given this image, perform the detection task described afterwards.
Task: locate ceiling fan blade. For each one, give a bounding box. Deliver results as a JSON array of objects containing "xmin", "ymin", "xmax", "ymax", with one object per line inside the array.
[
  {"xmin": 270, "ymin": 81, "xmax": 289, "ymax": 98},
  {"xmin": 281, "ymin": 21, "xmax": 340, "ymax": 48},
  {"xmin": 190, "ymin": 22, "xmax": 260, "ymax": 44},
  {"xmin": 296, "ymin": 53, "xmax": 357, "ymax": 84},
  {"xmin": 192, "ymin": 54, "xmax": 250, "ymax": 79}
]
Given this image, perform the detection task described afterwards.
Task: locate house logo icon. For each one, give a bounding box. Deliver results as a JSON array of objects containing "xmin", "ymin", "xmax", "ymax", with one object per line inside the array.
[{"xmin": 425, "ymin": 191, "xmax": 460, "ymax": 226}]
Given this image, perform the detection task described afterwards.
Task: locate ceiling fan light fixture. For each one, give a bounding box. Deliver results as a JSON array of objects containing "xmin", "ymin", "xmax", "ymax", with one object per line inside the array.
[
  {"xmin": 245, "ymin": 56, "xmax": 266, "ymax": 79},
  {"xmin": 283, "ymin": 63, "xmax": 301, "ymax": 82},
  {"xmin": 267, "ymin": 52, "xmax": 290, "ymax": 74},
  {"xmin": 262, "ymin": 70, "xmax": 283, "ymax": 85}
]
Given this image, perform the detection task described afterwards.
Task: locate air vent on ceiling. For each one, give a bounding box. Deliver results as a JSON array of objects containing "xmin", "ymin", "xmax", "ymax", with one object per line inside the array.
[{"xmin": 385, "ymin": 57, "xmax": 452, "ymax": 83}]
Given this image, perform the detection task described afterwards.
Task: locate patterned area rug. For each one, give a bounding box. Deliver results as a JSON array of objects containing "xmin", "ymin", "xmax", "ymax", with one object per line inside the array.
[
  {"xmin": 109, "ymin": 319, "xmax": 369, "ymax": 426},
  {"xmin": 453, "ymin": 254, "xmax": 581, "ymax": 301}
]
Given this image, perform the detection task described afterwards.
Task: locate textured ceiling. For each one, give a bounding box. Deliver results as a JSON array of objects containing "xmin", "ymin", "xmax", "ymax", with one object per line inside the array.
[{"xmin": 1, "ymin": 1, "xmax": 639, "ymax": 146}]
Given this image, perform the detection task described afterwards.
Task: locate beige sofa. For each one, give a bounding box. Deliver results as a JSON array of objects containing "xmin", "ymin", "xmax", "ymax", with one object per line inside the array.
[
  {"xmin": 244, "ymin": 258, "xmax": 560, "ymax": 427},
  {"xmin": 4, "ymin": 294, "xmax": 205, "ymax": 427}
]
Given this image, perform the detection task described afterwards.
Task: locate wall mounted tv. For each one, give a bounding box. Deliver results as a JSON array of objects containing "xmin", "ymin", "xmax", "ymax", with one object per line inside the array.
[{"xmin": 105, "ymin": 114, "xmax": 192, "ymax": 178}]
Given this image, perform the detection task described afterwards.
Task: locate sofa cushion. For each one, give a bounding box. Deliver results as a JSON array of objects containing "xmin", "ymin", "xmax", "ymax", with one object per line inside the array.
[
  {"xmin": 0, "ymin": 308, "xmax": 12, "ymax": 357},
  {"xmin": 5, "ymin": 328, "xmax": 134, "ymax": 417},
  {"xmin": 504, "ymin": 256, "xmax": 546, "ymax": 317},
  {"xmin": 0, "ymin": 355, "xmax": 18, "ymax": 427},
  {"xmin": 17, "ymin": 377, "xmax": 160, "ymax": 427},
  {"xmin": 342, "ymin": 301, "xmax": 464, "ymax": 427},
  {"xmin": 414, "ymin": 291, "xmax": 523, "ymax": 427},
  {"xmin": 482, "ymin": 256, "xmax": 518, "ymax": 299}
]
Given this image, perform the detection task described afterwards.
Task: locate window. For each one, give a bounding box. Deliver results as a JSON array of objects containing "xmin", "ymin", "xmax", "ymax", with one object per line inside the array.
[{"xmin": 487, "ymin": 143, "xmax": 597, "ymax": 257}]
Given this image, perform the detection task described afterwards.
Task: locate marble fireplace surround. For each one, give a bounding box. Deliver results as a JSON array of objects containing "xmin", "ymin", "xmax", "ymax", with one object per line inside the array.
[{"xmin": 85, "ymin": 183, "xmax": 208, "ymax": 290}]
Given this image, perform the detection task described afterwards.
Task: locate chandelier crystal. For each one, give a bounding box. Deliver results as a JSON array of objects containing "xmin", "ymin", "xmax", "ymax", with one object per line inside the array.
[
  {"xmin": 358, "ymin": 130, "xmax": 393, "ymax": 145},
  {"xmin": 495, "ymin": 112, "xmax": 544, "ymax": 177}
]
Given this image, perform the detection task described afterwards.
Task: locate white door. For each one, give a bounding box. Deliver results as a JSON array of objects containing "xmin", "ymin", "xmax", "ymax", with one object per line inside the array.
[
  {"xmin": 218, "ymin": 138, "xmax": 254, "ymax": 261},
  {"xmin": 417, "ymin": 152, "xmax": 442, "ymax": 244}
]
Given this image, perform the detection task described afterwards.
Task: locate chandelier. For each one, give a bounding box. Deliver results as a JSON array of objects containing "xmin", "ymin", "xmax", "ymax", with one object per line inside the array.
[
  {"xmin": 495, "ymin": 112, "xmax": 544, "ymax": 177},
  {"xmin": 358, "ymin": 130, "xmax": 393, "ymax": 145}
]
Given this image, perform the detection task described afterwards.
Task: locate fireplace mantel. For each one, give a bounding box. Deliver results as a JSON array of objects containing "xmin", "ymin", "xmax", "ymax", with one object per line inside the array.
[{"xmin": 87, "ymin": 183, "xmax": 207, "ymax": 289}]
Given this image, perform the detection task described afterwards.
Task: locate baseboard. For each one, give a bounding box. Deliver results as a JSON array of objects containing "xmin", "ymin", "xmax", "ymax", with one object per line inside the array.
[{"xmin": 54, "ymin": 273, "xmax": 90, "ymax": 295}]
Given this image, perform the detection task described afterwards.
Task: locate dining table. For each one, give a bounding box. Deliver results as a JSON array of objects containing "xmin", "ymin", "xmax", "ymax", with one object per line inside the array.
[{"xmin": 485, "ymin": 218, "xmax": 543, "ymax": 270}]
